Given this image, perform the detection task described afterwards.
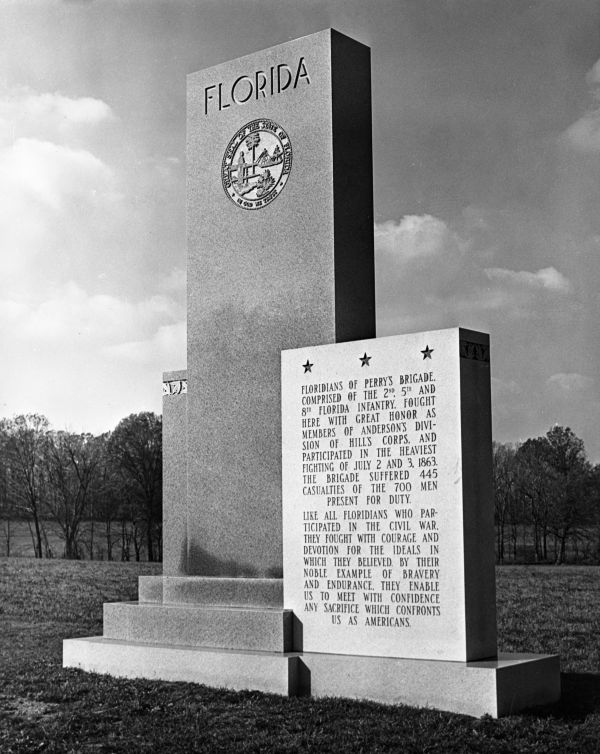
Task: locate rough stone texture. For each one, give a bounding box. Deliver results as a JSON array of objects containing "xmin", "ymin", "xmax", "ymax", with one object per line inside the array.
[
  {"xmin": 162, "ymin": 576, "xmax": 283, "ymax": 607},
  {"xmin": 138, "ymin": 576, "xmax": 163, "ymax": 604},
  {"xmin": 162, "ymin": 369, "xmax": 188, "ymax": 575},
  {"xmin": 103, "ymin": 602, "xmax": 293, "ymax": 652},
  {"xmin": 63, "ymin": 638, "xmax": 299, "ymax": 696},
  {"xmin": 186, "ymin": 29, "xmax": 374, "ymax": 578},
  {"xmin": 299, "ymin": 652, "xmax": 561, "ymax": 718}
]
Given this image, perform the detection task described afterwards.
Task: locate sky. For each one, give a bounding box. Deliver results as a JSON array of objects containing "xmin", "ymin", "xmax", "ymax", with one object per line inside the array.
[{"xmin": 1, "ymin": 0, "xmax": 600, "ymax": 460}]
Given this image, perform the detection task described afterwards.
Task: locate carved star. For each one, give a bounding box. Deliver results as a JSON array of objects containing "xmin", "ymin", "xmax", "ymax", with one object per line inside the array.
[
  {"xmin": 360, "ymin": 353, "xmax": 371, "ymax": 367},
  {"xmin": 303, "ymin": 360, "xmax": 313, "ymax": 373},
  {"xmin": 421, "ymin": 345, "xmax": 434, "ymax": 360}
]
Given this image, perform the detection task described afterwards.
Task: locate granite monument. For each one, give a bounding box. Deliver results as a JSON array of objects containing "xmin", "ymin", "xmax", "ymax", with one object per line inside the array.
[{"xmin": 64, "ymin": 29, "xmax": 560, "ymax": 717}]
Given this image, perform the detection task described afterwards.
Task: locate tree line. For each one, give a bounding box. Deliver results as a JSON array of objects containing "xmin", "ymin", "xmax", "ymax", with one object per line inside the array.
[
  {"xmin": 0, "ymin": 413, "xmax": 162, "ymax": 561},
  {"xmin": 1, "ymin": 414, "xmax": 599, "ymax": 565},
  {"xmin": 494, "ymin": 425, "xmax": 600, "ymax": 564}
]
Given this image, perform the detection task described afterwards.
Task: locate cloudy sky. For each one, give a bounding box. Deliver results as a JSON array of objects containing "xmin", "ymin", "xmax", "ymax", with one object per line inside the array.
[{"xmin": 1, "ymin": 0, "xmax": 600, "ymax": 460}]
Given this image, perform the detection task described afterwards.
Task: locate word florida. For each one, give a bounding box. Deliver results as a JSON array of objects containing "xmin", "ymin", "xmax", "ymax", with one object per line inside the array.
[{"xmin": 204, "ymin": 57, "xmax": 310, "ymax": 114}]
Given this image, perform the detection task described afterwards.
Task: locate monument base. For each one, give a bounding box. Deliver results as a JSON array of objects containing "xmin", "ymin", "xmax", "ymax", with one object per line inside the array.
[
  {"xmin": 63, "ymin": 631, "xmax": 559, "ymax": 717},
  {"xmin": 298, "ymin": 651, "xmax": 560, "ymax": 718},
  {"xmin": 63, "ymin": 637, "xmax": 299, "ymax": 695}
]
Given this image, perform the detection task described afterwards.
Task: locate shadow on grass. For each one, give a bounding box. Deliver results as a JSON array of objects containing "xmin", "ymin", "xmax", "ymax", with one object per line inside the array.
[{"xmin": 524, "ymin": 673, "xmax": 600, "ymax": 721}]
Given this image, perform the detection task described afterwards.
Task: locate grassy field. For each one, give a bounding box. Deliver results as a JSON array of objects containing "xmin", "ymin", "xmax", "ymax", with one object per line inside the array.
[{"xmin": 0, "ymin": 559, "xmax": 599, "ymax": 752}]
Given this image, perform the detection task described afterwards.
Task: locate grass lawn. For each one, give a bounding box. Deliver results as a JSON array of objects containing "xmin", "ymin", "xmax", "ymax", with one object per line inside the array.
[{"xmin": 1, "ymin": 559, "xmax": 599, "ymax": 752}]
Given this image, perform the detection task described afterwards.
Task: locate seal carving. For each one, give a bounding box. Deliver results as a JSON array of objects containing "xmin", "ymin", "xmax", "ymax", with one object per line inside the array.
[{"xmin": 222, "ymin": 119, "xmax": 292, "ymax": 210}]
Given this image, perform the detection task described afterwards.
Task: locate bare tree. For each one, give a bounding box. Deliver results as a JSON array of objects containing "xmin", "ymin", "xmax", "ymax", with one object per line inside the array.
[
  {"xmin": 493, "ymin": 441, "xmax": 519, "ymax": 563},
  {"xmin": 93, "ymin": 437, "xmax": 121, "ymax": 561},
  {"xmin": 1, "ymin": 415, "xmax": 50, "ymax": 557},
  {"xmin": 0, "ymin": 425, "xmax": 16, "ymax": 556},
  {"xmin": 108, "ymin": 412, "xmax": 162, "ymax": 562},
  {"xmin": 42, "ymin": 431, "xmax": 101, "ymax": 559},
  {"xmin": 515, "ymin": 438, "xmax": 557, "ymax": 561},
  {"xmin": 512, "ymin": 426, "xmax": 596, "ymax": 564},
  {"xmin": 544, "ymin": 426, "xmax": 594, "ymax": 564}
]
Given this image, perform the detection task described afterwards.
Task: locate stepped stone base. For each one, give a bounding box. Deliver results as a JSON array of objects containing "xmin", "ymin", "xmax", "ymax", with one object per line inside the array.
[
  {"xmin": 64, "ymin": 578, "xmax": 559, "ymax": 717},
  {"xmin": 103, "ymin": 602, "xmax": 292, "ymax": 652},
  {"xmin": 63, "ymin": 637, "xmax": 299, "ymax": 696},
  {"xmin": 63, "ymin": 628, "xmax": 560, "ymax": 718},
  {"xmin": 139, "ymin": 576, "xmax": 284, "ymax": 607}
]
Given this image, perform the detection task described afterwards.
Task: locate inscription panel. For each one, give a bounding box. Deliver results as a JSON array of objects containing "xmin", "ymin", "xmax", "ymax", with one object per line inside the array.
[
  {"xmin": 283, "ymin": 329, "xmax": 477, "ymax": 661},
  {"xmin": 163, "ymin": 379, "xmax": 188, "ymax": 396}
]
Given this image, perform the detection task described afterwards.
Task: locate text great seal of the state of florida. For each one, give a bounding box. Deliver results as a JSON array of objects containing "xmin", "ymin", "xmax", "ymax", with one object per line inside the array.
[{"xmin": 222, "ymin": 119, "xmax": 292, "ymax": 210}]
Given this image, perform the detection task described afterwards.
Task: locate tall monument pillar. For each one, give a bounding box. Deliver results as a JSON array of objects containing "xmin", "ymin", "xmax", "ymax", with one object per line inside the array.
[{"xmin": 184, "ymin": 29, "xmax": 374, "ymax": 578}]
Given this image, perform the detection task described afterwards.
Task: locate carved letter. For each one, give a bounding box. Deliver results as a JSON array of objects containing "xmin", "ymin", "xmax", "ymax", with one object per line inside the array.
[{"xmin": 294, "ymin": 57, "xmax": 311, "ymax": 88}]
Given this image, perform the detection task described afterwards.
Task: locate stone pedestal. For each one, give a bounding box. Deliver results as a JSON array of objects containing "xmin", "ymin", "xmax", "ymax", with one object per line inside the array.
[{"xmin": 63, "ymin": 636, "xmax": 560, "ymax": 717}]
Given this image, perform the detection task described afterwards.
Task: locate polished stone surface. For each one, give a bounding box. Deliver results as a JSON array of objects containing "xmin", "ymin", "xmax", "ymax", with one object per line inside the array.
[{"xmin": 282, "ymin": 328, "xmax": 497, "ymax": 662}]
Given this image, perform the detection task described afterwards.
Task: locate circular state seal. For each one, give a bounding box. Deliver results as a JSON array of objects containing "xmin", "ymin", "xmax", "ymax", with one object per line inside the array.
[{"xmin": 222, "ymin": 119, "xmax": 292, "ymax": 210}]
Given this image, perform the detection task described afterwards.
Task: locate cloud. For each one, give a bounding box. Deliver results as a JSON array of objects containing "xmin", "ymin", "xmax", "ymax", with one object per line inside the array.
[
  {"xmin": 0, "ymin": 281, "xmax": 186, "ymax": 433},
  {"xmin": 374, "ymin": 215, "xmax": 461, "ymax": 260},
  {"xmin": 0, "ymin": 85, "xmax": 115, "ymax": 146},
  {"xmin": 0, "ymin": 80, "xmax": 188, "ymax": 433},
  {"xmin": 375, "ymin": 213, "xmax": 574, "ymax": 335},
  {"xmin": 585, "ymin": 60, "xmax": 600, "ymax": 99},
  {"xmin": 0, "ymin": 87, "xmax": 119, "ymax": 295},
  {"xmin": 562, "ymin": 58, "xmax": 600, "ymax": 153},
  {"xmin": 0, "ymin": 137, "xmax": 114, "ymax": 210},
  {"xmin": 563, "ymin": 111, "xmax": 600, "ymax": 153},
  {"xmin": 103, "ymin": 321, "xmax": 187, "ymax": 367},
  {"xmin": 492, "ymin": 377, "xmax": 522, "ymax": 398},
  {"xmin": 546, "ymin": 373, "xmax": 594, "ymax": 393},
  {"xmin": 484, "ymin": 266, "xmax": 571, "ymax": 294},
  {"xmin": 3, "ymin": 281, "xmax": 183, "ymax": 344},
  {"xmin": 0, "ymin": 137, "xmax": 118, "ymax": 292},
  {"xmin": 161, "ymin": 267, "xmax": 187, "ymax": 293}
]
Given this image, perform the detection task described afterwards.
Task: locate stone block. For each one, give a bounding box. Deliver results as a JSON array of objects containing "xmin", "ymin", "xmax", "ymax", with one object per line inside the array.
[
  {"xmin": 63, "ymin": 637, "xmax": 559, "ymax": 718},
  {"xmin": 282, "ymin": 328, "xmax": 496, "ymax": 662},
  {"xmin": 103, "ymin": 602, "xmax": 293, "ymax": 652},
  {"xmin": 298, "ymin": 652, "xmax": 561, "ymax": 717},
  {"xmin": 138, "ymin": 576, "xmax": 163, "ymax": 603},
  {"xmin": 162, "ymin": 576, "xmax": 283, "ymax": 607},
  {"xmin": 63, "ymin": 637, "xmax": 299, "ymax": 696}
]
